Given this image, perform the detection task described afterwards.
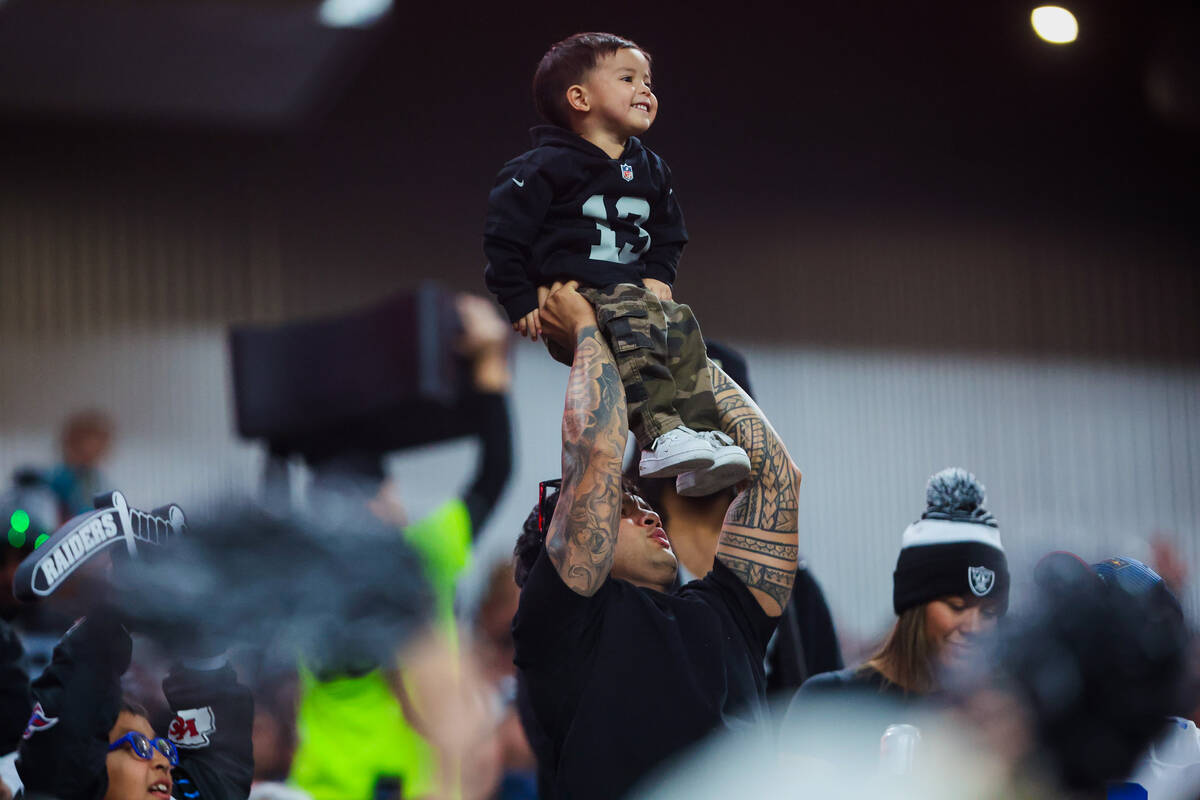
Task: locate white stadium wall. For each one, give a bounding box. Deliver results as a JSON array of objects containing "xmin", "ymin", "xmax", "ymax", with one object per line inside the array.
[{"xmin": 1, "ymin": 180, "xmax": 1197, "ymax": 653}]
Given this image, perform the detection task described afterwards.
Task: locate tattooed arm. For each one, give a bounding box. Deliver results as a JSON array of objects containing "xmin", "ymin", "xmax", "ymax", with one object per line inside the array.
[
  {"xmin": 539, "ymin": 282, "xmax": 628, "ymax": 596},
  {"xmin": 711, "ymin": 364, "xmax": 802, "ymax": 616}
]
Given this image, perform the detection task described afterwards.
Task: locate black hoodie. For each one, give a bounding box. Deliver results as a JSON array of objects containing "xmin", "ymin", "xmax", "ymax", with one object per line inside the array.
[
  {"xmin": 0, "ymin": 619, "xmax": 32, "ymax": 754},
  {"xmin": 16, "ymin": 615, "xmax": 253, "ymax": 800},
  {"xmin": 484, "ymin": 126, "xmax": 688, "ymax": 323}
]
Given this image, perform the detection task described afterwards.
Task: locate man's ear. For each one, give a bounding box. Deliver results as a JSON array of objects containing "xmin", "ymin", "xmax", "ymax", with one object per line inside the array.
[{"xmin": 566, "ymin": 84, "xmax": 589, "ymax": 113}]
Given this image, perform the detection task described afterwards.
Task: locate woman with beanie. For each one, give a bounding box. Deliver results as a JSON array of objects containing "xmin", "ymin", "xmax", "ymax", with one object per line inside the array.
[{"xmin": 790, "ymin": 467, "xmax": 1010, "ymax": 703}]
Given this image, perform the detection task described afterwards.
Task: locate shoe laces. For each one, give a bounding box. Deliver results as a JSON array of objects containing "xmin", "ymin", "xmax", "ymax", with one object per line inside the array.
[
  {"xmin": 651, "ymin": 425, "xmax": 698, "ymax": 450},
  {"xmin": 701, "ymin": 430, "xmax": 734, "ymax": 446}
]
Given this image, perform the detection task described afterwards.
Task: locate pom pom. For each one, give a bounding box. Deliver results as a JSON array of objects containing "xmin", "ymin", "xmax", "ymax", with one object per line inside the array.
[{"xmin": 923, "ymin": 467, "xmax": 995, "ymax": 525}]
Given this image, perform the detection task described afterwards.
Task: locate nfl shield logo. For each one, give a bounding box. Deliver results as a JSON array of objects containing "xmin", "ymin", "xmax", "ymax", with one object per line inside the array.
[
  {"xmin": 968, "ymin": 565, "xmax": 996, "ymax": 597},
  {"xmin": 620, "ymin": 163, "xmax": 634, "ymax": 182}
]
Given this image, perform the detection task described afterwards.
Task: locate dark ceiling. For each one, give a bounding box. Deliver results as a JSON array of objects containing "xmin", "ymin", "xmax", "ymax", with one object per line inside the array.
[{"xmin": 1, "ymin": 0, "xmax": 1196, "ymax": 231}]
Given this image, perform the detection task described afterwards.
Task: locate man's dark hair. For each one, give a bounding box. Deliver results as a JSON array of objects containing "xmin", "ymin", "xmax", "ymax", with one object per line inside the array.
[
  {"xmin": 532, "ymin": 32, "xmax": 651, "ymax": 130},
  {"xmin": 513, "ymin": 477, "xmax": 652, "ymax": 588},
  {"xmin": 513, "ymin": 490, "xmax": 559, "ymax": 588}
]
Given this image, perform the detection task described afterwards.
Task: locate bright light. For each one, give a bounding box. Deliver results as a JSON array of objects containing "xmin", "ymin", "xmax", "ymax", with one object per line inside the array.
[
  {"xmin": 10, "ymin": 509, "xmax": 29, "ymax": 534},
  {"xmin": 317, "ymin": 0, "xmax": 392, "ymax": 28},
  {"xmin": 1031, "ymin": 6, "xmax": 1079, "ymax": 44}
]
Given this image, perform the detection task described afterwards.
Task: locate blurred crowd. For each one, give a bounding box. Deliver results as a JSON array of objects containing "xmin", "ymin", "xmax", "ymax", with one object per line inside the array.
[{"xmin": 1, "ymin": 293, "xmax": 1197, "ymax": 800}]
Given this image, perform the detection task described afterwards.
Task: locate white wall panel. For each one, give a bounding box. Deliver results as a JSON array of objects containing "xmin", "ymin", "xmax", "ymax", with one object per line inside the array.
[
  {"xmin": 0, "ymin": 183, "xmax": 1195, "ymax": 661},
  {"xmin": 744, "ymin": 347, "xmax": 1200, "ymax": 650},
  {"xmin": 1, "ymin": 335, "xmax": 1196, "ymax": 656}
]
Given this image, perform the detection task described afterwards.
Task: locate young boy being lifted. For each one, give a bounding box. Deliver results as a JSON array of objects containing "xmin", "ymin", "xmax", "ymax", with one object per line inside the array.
[{"xmin": 484, "ymin": 32, "xmax": 749, "ymax": 495}]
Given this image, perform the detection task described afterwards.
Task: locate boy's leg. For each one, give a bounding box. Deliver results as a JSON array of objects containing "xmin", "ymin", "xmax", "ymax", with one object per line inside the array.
[
  {"xmin": 660, "ymin": 299, "xmax": 752, "ymax": 496},
  {"xmin": 660, "ymin": 300, "xmax": 722, "ymax": 434},
  {"xmin": 580, "ymin": 284, "xmax": 682, "ymax": 449}
]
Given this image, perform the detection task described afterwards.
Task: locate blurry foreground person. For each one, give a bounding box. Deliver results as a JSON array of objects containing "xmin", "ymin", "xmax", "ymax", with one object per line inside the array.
[
  {"xmin": 1129, "ymin": 716, "xmax": 1200, "ymax": 800},
  {"xmin": 470, "ymin": 563, "xmax": 536, "ymax": 800},
  {"xmin": 790, "ymin": 468, "xmax": 1008, "ymax": 705},
  {"xmin": 1027, "ymin": 553, "xmax": 1196, "ymax": 798},
  {"xmin": 511, "ymin": 282, "xmax": 802, "ymax": 799},
  {"xmin": 102, "ymin": 498, "xmax": 444, "ymax": 800},
  {"xmin": 633, "ymin": 546, "xmax": 1189, "ymax": 800},
  {"xmin": 288, "ymin": 294, "xmax": 514, "ymax": 800},
  {"xmin": 140, "ymin": 499, "xmax": 469, "ymax": 800}
]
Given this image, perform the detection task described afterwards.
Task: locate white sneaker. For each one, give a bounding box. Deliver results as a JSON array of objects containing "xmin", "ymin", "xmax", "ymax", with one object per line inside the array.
[
  {"xmin": 639, "ymin": 426, "xmax": 716, "ymax": 479},
  {"xmin": 675, "ymin": 431, "xmax": 751, "ymax": 496}
]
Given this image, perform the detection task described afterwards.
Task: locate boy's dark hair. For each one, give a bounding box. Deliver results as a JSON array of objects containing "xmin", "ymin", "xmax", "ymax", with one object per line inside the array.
[
  {"xmin": 119, "ymin": 696, "xmax": 150, "ymax": 721},
  {"xmin": 533, "ymin": 32, "xmax": 651, "ymax": 130}
]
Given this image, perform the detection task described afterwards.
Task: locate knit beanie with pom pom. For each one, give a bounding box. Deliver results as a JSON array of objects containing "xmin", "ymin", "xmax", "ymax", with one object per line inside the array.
[{"xmin": 892, "ymin": 467, "xmax": 1010, "ymax": 615}]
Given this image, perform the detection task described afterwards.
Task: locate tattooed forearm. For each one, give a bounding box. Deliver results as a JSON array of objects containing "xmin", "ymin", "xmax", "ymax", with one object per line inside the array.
[
  {"xmin": 711, "ymin": 368, "xmax": 766, "ymax": 470},
  {"xmin": 711, "ymin": 363, "xmax": 799, "ymax": 533},
  {"xmin": 716, "ymin": 552, "xmax": 795, "ymax": 615},
  {"xmin": 709, "ymin": 360, "xmax": 802, "ymax": 615},
  {"xmin": 719, "ymin": 532, "xmax": 799, "ymax": 562},
  {"xmin": 546, "ymin": 326, "xmax": 628, "ymax": 596},
  {"xmin": 726, "ymin": 434, "xmax": 799, "ymax": 534}
]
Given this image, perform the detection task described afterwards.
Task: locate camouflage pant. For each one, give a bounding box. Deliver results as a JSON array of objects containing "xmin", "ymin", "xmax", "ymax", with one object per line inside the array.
[{"xmin": 546, "ymin": 283, "xmax": 720, "ymax": 447}]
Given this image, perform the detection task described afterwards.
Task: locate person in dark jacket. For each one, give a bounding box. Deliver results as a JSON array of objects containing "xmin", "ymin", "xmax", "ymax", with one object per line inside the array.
[
  {"xmin": 16, "ymin": 609, "xmax": 253, "ymax": 800},
  {"xmin": 0, "ymin": 619, "xmax": 31, "ymax": 755},
  {"xmin": 484, "ymin": 32, "xmax": 750, "ymax": 495},
  {"xmin": 1, "ymin": 618, "xmax": 32, "ymax": 799}
]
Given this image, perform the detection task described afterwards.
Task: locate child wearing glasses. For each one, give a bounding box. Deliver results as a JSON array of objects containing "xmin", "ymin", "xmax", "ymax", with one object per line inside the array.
[
  {"xmin": 484, "ymin": 32, "xmax": 751, "ymax": 496},
  {"xmin": 17, "ymin": 612, "xmax": 253, "ymax": 800},
  {"xmin": 106, "ymin": 699, "xmax": 179, "ymax": 800}
]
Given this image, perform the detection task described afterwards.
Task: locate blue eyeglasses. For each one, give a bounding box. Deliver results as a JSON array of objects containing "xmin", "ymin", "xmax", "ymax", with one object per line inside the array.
[{"xmin": 108, "ymin": 731, "xmax": 179, "ymax": 767}]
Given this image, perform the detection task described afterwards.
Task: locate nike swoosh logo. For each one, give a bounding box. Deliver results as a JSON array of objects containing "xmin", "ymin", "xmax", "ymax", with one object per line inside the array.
[{"xmin": 512, "ymin": 177, "xmax": 525, "ymax": 187}]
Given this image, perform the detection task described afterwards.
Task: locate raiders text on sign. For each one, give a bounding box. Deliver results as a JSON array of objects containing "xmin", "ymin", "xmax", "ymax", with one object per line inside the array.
[{"xmin": 38, "ymin": 512, "xmax": 119, "ymax": 584}]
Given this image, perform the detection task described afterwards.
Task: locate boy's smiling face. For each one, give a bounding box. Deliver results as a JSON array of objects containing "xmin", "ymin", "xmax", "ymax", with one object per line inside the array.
[{"xmin": 577, "ymin": 47, "xmax": 657, "ymax": 140}]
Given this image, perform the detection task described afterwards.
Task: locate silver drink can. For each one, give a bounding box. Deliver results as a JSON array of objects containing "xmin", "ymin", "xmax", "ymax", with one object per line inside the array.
[{"xmin": 879, "ymin": 723, "xmax": 921, "ymax": 776}]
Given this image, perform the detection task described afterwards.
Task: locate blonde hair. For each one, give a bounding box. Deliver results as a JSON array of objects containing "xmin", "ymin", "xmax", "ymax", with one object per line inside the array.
[{"xmin": 862, "ymin": 605, "xmax": 937, "ymax": 695}]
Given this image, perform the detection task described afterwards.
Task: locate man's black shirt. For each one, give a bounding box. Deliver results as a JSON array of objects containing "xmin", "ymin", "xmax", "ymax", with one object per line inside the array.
[
  {"xmin": 765, "ymin": 567, "xmax": 844, "ymax": 694},
  {"xmin": 513, "ymin": 547, "xmax": 777, "ymax": 799},
  {"xmin": 483, "ymin": 126, "xmax": 688, "ymax": 323}
]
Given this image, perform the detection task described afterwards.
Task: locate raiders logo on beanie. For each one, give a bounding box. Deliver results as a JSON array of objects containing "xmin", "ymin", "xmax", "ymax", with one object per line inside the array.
[{"xmin": 892, "ymin": 468, "xmax": 1010, "ymax": 615}]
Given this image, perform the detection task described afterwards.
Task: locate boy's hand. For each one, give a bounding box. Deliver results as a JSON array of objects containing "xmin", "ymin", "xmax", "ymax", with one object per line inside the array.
[
  {"xmin": 514, "ymin": 309, "xmax": 541, "ymax": 341},
  {"xmin": 643, "ymin": 278, "xmax": 673, "ymax": 302}
]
